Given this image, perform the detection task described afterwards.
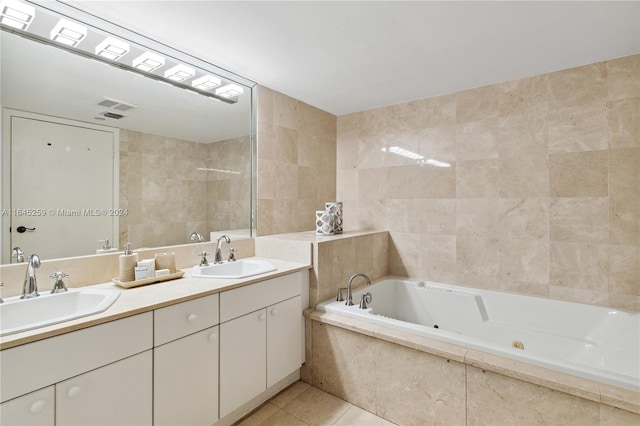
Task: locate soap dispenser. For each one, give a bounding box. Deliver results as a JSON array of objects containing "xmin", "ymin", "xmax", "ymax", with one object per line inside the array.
[{"xmin": 119, "ymin": 243, "xmax": 138, "ymax": 282}]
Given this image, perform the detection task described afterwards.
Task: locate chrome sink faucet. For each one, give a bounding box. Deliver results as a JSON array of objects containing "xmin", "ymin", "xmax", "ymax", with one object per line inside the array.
[
  {"xmin": 190, "ymin": 232, "xmax": 204, "ymax": 243},
  {"xmin": 21, "ymin": 254, "xmax": 41, "ymax": 299},
  {"xmin": 214, "ymin": 235, "xmax": 231, "ymax": 264},
  {"xmin": 346, "ymin": 273, "xmax": 371, "ymax": 306}
]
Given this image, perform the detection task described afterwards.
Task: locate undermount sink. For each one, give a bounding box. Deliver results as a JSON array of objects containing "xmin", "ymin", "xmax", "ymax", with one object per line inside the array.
[
  {"xmin": 192, "ymin": 259, "xmax": 277, "ymax": 279},
  {"xmin": 0, "ymin": 288, "xmax": 120, "ymax": 337}
]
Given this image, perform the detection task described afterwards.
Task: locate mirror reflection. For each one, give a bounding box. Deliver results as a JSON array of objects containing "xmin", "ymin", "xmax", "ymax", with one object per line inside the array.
[{"xmin": 0, "ymin": 6, "xmax": 253, "ymax": 264}]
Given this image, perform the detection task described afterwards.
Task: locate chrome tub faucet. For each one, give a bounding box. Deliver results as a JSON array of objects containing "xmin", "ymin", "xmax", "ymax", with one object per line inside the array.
[{"xmin": 346, "ymin": 273, "xmax": 371, "ymax": 306}]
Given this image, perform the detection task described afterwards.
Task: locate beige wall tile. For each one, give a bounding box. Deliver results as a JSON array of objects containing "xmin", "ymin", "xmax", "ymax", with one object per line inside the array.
[
  {"xmin": 417, "ymin": 126, "xmax": 457, "ymax": 162},
  {"xmin": 549, "ymin": 151, "xmax": 608, "ymax": 197},
  {"xmin": 608, "ymin": 98, "xmax": 640, "ymax": 149},
  {"xmin": 550, "ymin": 242, "xmax": 609, "ymax": 292},
  {"xmin": 419, "ymin": 234, "xmax": 458, "ymax": 283},
  {"xmin": 388, "ymin": 165, "xmax": 456, "ymax": 199},
  {"xmin": 548, "ymin": 62, "xmax": 607, "ymax": 109},
  {"xmin": 497, "ymin": 112, "xmax": 548, "ymax": 158},
  {"xmin": 548, "ymin": 102, "xmax": 609, "ymax": 153},
  {"xmin": 456, "ymin": 198, "xmax": 498, "ymax": 238},
  {"xmin": 609, "ymin": 148, "xmax": 640, "ymax": 197},
  {"xmin": 456, "ymin": 235, "xmax": 499, "ymax": 279},
  {"xmin": 607, "ymin": 55, "xmax": 640, "ymax": 101},
  {"xmin": 499, "ymin": 238, "xmax": 549, "ymax": 284},
  {"xmin": 456, "ymin": 85, "xmax": 501, "ymax": 123},
  {"xmin": 600, "ymin": 404, "xmax": 640, "ymax": 426},
  {"xmin": 610, "ymin": 197, "xmax": 640, "ymax": 245},
  {"xmin": 608, "ymin": 245, "xmax": 640, "ymax": 296},
  {"xmin": 549, "ymin": 197, "xmax": 609, "ymax": 243},
  {"xmin": 456, "ymin": 118, "xmax": 499, "ymax": 160},
  {"xmin": 466, "ymin": 366, "xmax": 600, "ymax": 426},
  {"xmin": 418, "ymin": 199, "xmax": 457, "ymax": 235},
  {"xmin": 499, "ymin": 74, "xmax": 549, "ymax": 116},
  {"xmin": 273, "ymin": 126, "xmax": 299, "ymax": 164},
  {"xmin": 456, "ymin": 159, "xmax": 498, "ymax": 198},
  {"xmin": 499, "ymin": 154, "xmax": 550, "ymax": 197},
  {"xmin": 388, "ymin": 232, "xmax": 421, "ymax": 277},
  {"xmin": 414, "ymin": 93, "xmax": 456, "ymax": 128},
  {"xmin": 358, "ymin": 168, "xmax": 388, "ymax": 201},
  {"xmin": 498, "ymin": 198, "xmax": 549, "ymax": 240}
]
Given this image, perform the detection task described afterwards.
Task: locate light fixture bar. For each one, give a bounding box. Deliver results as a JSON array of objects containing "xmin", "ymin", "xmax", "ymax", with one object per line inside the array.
[
  {"xmin": 95, "ymin": 36, "xmax": 129, "ymax": 61},
  {"xmin": 0, "ymin": 25, "xmax": 238, "ymax": 104},
  {"xmin": 192, "ymin": 74, "xmax": 221, "ymax": 91},
  {"xmin": 0, "ymin": 0, "xmax": 34, "ymax": 30},
  {"xmin": 215, "ymin": 83, "xmax": 244, "ymax": 98},
  {"xmin": 133, "ymin": 51, "xmax": 165, "ymax": 72},
  {"xmin": 50, "ymin": 18, "xmax": 86, "ymax": 47}
]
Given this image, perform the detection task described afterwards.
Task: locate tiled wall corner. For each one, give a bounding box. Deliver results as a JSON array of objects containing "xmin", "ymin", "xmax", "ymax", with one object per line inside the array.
[
  {"xmin": 256, "ymin": 86, "xmax": 338, "ymax": 236},
  {"xmin": 336, "ymin": 54, "xmax": 640, "ymax": 311}
]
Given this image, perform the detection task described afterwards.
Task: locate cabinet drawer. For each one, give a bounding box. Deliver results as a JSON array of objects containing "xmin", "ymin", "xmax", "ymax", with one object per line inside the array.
[
  {"xmin": 154, "ymin": 294, "xmax": 219, "ymax": 346},
  {"xmin": 0, "ymin": 386, "xmax": 54, "ymax": 426},
  {"xmin": 220, "ymin": 272, "xmax": 302, "ymax": 323},
  {"xmin": 0, "ymin": 312, "xmax": 152, "ymax": 403}
]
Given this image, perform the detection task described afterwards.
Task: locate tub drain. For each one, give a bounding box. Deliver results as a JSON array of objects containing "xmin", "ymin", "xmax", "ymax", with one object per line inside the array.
[{"xmin": 512, "ymin": 340, "xmax": 524, "ymax": 350}]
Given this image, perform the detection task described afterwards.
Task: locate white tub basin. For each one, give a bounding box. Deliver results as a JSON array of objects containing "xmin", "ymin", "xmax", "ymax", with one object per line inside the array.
[
  {"xmin": 0, "ymin": 288, "xmax": 120, "ymax": 337},
  {"xmin": 192, "ymin": 259, "xmax": 277, "ymax": 279}
]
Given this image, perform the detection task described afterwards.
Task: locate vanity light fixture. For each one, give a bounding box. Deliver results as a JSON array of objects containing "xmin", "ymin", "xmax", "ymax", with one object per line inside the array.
[
  {"xmin": 215, "ymin": 83, "xmax": 244, "ymax": 98},
  {"xmin": 164, "ymin": 64, "xmax": 195, "ymax": 82},
  {"xmin": 50, "ymin": 18, "xmax": 86, "ymax": 47},
  {"xmin": 192, "ymin": 74, "xmax": 221, "ymax": 91},
  {"xmin": 132, "ymin": 51, "xmax": 165, "ymax": 72},
  {"xmin": 95, "ymin": 36, "xmax": 129, "ymax": 61},
  {"xmin": 0, "ymin": 0, "xmax": 35, "ymax": 30}
]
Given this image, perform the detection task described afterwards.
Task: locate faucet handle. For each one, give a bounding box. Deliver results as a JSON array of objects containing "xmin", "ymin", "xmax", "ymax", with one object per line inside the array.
[
  {"xmin": 228, "ymin": 248, "xmax": 237, "ymax": 262},
  {"xmin": 198, "ymin": 252, "xmax": 210, "ymax": 267},
  {"xmin": 50, "ymin": 272, "xmax": 69, "ymax": 294},
  {"xmin": 359, "ymin": 292, "xmax": 373, "ymax": 309}
]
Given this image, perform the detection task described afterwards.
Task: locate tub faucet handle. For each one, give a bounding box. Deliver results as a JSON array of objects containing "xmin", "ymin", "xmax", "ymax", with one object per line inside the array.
[
  {"xmin": 336, "ymin": 288, "xmax": 346, "ymax": 302},
  {"xmin": 359, "ymin": 292, "xmax": 372, "ymax": 309}
]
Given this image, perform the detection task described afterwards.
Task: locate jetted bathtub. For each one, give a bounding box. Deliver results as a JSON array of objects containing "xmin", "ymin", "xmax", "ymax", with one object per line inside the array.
[{"xmin": 316, "ymin": 279, "xmax": 640, "ymax": 392}]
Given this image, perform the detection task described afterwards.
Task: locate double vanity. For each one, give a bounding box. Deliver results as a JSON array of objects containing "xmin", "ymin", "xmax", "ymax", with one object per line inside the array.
[{"xmin": 0, "ymin": 257, "xmax": 310, "ymax": 426}]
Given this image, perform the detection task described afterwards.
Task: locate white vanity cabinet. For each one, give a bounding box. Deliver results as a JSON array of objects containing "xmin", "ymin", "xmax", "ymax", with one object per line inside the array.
[
  {"xmin": 56, "ymin": 351, "xmax": 152, "ymax": 426},
  {"xmin": 219, "ymin": 272, "xmax": 304, "ymax": 418},
  {"xmin": 153, "ymin": 294, "xmax": 219, "ymax": 426},
  {"xmin": 0, "ymin": 386, "xmax": 54, "ymax": 426},
  {"xmin": 0, "ymin": 313, "xmax": 153, "ymax": 425}
]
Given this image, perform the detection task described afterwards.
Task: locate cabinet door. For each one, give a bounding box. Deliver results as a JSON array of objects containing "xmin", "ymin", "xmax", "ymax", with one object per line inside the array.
[
  {"xmin": 0, "ymin": 386, "xmax": 54, "ymax": 426},
  {"xmin": 56, "ymin": 351, "xmax": 152, "ymax": 426},
  {"xmin": 267, "ymin": 295, "xmax": 302, "ymax": 387},
  {"xmin": 219, "ymin": 309, "xmax": 266, "ymax": 418},
  {"xmin": 154, "ymin": 326, "xmax": 219, "ymax": 426}
]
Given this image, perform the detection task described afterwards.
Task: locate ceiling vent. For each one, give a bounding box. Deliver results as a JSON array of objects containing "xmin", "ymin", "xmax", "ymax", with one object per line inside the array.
[
  {"xmin": 97, "ymin": 97, "xmax": 138, "ymax": 112},
  {"xmin": 101, "ymin": 111, "xmax": 126, "ymax": 120}
]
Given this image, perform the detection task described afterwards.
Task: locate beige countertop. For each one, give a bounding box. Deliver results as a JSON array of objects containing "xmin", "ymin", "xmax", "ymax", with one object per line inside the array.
[{"xmin": 0, "ymin": 257, "xmax": 310, "ymax": 350}]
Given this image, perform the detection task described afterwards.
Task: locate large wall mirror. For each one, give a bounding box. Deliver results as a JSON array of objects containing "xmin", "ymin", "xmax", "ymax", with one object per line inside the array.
[{"xmin": 0, "ymin": 0, "xmax": 255, "ymax": 263}]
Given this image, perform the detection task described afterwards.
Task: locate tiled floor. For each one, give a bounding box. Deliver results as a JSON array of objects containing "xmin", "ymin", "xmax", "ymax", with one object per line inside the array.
[{"xmin": 236, "ymin": 381, "xmax": 396, "ymax": 426}]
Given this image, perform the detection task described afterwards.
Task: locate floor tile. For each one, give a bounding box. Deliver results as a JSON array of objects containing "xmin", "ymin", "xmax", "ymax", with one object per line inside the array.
[
  {"xmin": 271, "ymin": 381, "xmax": 311, "ymax": 408},
  {"xmin": 333, "ymin": 405, "xmax": 397, "ymax": 426},
  {"xmin": 236, "ymin": 402, "xmax": 280, "ymax": 426},
  {"xmin": 261, "ymin": 409, "xmax": 309, "ymax": 426},
  {"xmin": 281, "ymin": 386, "xmax": 350, "ymax": 426}
]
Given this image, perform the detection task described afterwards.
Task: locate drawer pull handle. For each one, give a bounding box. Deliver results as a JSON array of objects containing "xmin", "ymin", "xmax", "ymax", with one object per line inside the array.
[
  {"xmin": 271, "ymin": 308, "xmax": 279, "ymax": 316},
  {"xmin": 67, "ymin": 386, "xmax": 81, "ymax": 398},
  {"xmin": 259, "ymin": 313, "xmax": 266, "ymax": 321},
  {"xmin": 187, "ymin": 314, "xmax": 197, "ymax": 322},
  {"xmin": 29, "ymin": 400, "xmax": 46, "ymax": 413},
  {"xmin": 208, "ymin": 333, "xmax": 217, "ymax": 342}
]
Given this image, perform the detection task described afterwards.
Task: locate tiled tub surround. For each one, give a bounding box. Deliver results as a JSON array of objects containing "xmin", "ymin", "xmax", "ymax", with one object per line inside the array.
[
  {"xmin": 120, "ymin": 129, "xmax": 251, "ymax": 249},
  {"xmin": 336, "ymin": 54, "xmax": 640, "ymax": 312},
  {"xmin": 308, "ymin": 311, "xmax": 640, "ymax": 426},
  {"xmin": 316, "ymin": 279, "xmax": 640, "ymax": 392}
]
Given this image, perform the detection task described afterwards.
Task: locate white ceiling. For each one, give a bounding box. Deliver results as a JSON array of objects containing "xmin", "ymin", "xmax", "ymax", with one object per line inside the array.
[{"xmin": 65, "ymin": 1, "xmax": 640, "ymax": 116}]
